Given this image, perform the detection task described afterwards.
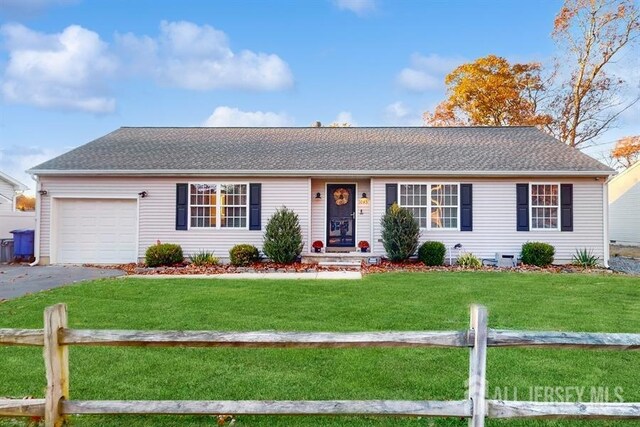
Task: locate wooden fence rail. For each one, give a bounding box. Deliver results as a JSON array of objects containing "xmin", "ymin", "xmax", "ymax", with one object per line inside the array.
[{"xmin": 0, "ymin": 304, "xmax": 639, "ymax": 427}]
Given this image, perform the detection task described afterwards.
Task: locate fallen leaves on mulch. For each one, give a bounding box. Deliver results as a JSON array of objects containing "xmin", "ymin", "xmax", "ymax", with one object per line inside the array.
[
  {"xmin": 97, "ymin": 261, "xmax": 358, "ymax": 276},
  {"xmin": 93, "ymin": 260, "xmax": 614, "ymax": 276},
  {"xmin": 362, "ymin": 260, "xmax": 612, "ymax": 275}
]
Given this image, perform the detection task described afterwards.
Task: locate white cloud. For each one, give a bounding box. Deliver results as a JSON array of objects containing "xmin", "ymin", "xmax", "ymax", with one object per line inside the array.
[
  {"xmin": 384, "ymin": 101, "xmax": 424, "ymax": 126},
  {"xmin": 203, "ymin": 106, "xmax": 294, "ymax": 127},
  {"xmin": 334, "ymin": 0, "xmax": 376, "ymax": 15},
  {"xmin": 333, "ymin": 111, "xmax": 357, "ymax": 126},
  {"xmin": 396, "ymin": 53, "xmax": 464, "ymax": 92},
  {"xmin": 0, "ymin": 145, "xmax": 63, "ymax": 192},
  {"xmin": 1, "ymin": 23, "xmax": 117, "ymax": 113},
  {"xmin": 117, "ymin": 20, "xmax": 294, "ymax": 91}
]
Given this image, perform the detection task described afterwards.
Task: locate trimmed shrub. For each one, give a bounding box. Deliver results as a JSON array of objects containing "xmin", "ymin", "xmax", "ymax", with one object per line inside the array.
[
  {"xmin": 572, "ymin": 248, "xmax": 599, "ymax": 267},
  {"xmin": 262, "ymin": 207, "xmax": 304, "ymax": 264},
  {"xmin": 189, "ymin": 250, "xmax": 219, "ymax": 266},
  {"xmin": 381, "ymin": 203, "xmax": 420, "ymax": 262},
  {"xmin": 229, "ymin": 244, "xmax": 260, "ymax": 266},
  {"xmin": 145, "ymin": 242, "xmax": 183, "ymax": 267},
  {"xmin": 521, "ymin": 242, "xmax": 555, "ymax": 267},
  {"xmin": 457, "ymin": 252, "xmax": 481, "ymax": 269},
  {"xmin": 418, "ymin": 241, "xmax": 446, "ymax": 266}
]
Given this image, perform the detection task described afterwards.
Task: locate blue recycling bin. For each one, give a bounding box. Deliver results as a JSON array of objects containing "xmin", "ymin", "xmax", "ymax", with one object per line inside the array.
[{"xmin": 10, "ymin": 229, "xmax": 35, "ymax": 258}]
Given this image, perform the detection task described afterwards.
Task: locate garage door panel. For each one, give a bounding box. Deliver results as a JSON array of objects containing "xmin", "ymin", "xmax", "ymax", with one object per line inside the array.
[{"xmin": 54, "ymin": 199, "xmax": 137, "ymax": 264}]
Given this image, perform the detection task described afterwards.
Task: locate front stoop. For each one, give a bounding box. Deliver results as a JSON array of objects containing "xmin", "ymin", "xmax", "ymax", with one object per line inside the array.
[{"xmin": 301, "ymin": 252, "xmax": 380, "ymax": 269}]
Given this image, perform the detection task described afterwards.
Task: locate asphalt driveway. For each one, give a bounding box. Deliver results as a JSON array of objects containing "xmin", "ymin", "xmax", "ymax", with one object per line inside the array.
[{"xmin": 0, "ymin": 265, "xmax": 124, "ymax": 300}]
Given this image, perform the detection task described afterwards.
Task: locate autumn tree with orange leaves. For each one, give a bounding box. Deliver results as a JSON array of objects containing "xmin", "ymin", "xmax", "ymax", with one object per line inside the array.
[
  {"xmin": 424, "ymin": 0, "xmax": 639, "ymax": 149},
  {"xmin": 611, "ymin": 136, "xmax": 640, "ymax": 168},
  {"xmin": 423, "ymin": 55, "xmax": 551, "ymax": 127},
  {"xmin": 547, "ymin": 0, "xmax": 640, "ymax": 147},
  {"xmin": 15, "ymin": 194, "xmax": 35, "ymax": 211}
]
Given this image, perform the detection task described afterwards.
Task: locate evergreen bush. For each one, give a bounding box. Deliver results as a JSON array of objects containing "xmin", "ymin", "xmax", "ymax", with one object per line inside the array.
[
  {"xmin": 381, "ymin": 203, "xmax": 420, "ymax": 262},
  {"xmin": 262, "ymin": 207, "xmax": 304, "ymax": 264}
]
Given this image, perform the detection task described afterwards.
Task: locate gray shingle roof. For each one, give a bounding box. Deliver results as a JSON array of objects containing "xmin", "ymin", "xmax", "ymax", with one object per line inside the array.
[{"xmin": 29, "ymin": 126, "xmax": 613, "ymax": 175}]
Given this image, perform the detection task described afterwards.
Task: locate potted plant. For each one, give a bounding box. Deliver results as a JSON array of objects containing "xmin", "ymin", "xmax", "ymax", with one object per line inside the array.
[
  {"xmin": 358, "ymin": 240, "xmax": 370, "ymax": 253},
  {"xmin": 312, "ymin": 240, "xmax": 324, "ymax": 253}
]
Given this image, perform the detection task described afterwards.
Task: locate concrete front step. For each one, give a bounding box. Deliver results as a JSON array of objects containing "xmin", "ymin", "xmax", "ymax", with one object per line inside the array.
[
  {"xmin": 301, "ymin": 253, "xmax": 378, "ymax": 265},
  {"xmin": 318, "ymin": 261, "xmax": 362, "ymax": 269}
]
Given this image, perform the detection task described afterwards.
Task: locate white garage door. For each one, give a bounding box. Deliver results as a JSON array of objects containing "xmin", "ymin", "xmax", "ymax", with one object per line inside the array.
[{"xmin": 54, "ymin": 198, "xmax": 137, "ymax": 264}]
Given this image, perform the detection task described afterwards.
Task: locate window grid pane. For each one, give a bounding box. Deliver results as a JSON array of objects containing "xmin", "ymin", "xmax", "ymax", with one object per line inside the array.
[
  {"xmin": 430, "ymin": 184, "xmax": 458, "ymax": 229},
  {"xmin": 220, "ymin": 184, "xmax": 248, "ymax": 228},
  {"xmin": 531, "ymin": 184, "xmax": 559, "ymax": 229},
  {"xmin": 190, "ymin": 184, "xmax": 217, "ymax": 228},
  {"xmin": 399, "ymin": 185, "xmax": 428, "ymax": 227},
  {"xmin": 399, "ymin": 184, "xmax": 458, "ymax": 229}
]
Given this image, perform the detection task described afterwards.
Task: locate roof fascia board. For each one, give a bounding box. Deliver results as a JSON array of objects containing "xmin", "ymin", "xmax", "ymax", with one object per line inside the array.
[
  {"xmin": 28, "ymin": 169, "xmax": 614, "ymax": 177},
  {"xmin": 0, "ymin": 171, "xmax": 28, "ymax": 190}
]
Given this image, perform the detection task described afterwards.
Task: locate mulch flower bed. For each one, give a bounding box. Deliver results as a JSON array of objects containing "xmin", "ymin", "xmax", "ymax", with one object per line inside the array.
[
  {"xmin": 362, "ymin": 260, "xmax": 613, "ymax": 275},
  {"xmin": 106, "ymin": 262, "xmax": 358, "ymax": 275},
  {"xmin": 97, "ymin": 260, "xmax": 615, "ymax": 276}
]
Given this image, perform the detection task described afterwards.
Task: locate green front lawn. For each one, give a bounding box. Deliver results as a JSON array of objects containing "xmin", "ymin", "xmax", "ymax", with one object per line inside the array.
[{"xmin": 1, "ymin": 272, "xmax": 638, "ymax": 426}]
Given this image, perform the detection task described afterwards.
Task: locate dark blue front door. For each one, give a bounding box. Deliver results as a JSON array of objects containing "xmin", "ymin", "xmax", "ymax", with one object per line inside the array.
[{"xmin": 326, "ymin": 184, "xmax": 356, "ymax": 247}]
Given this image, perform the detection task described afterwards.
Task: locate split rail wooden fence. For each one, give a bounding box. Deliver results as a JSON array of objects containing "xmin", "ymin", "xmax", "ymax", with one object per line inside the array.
[{"xmin": 1, "ymin": 304, "xmax": 639, "ymax": 427}]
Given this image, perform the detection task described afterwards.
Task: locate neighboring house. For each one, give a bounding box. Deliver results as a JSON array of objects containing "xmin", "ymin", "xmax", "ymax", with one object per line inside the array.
[
  {"xmin": 0, "ymin": 171, "xmax": 27, "ymax": 213},
  {"xmin": 0, "ymin": 171, "xmax": 35, "ymax": 239},
  {"xmin": 608, "ymin": 161, "xmax": 640, "ymax": 246},
  {"xmin": 27, "ymin": 126, "xmax": 614, "ymax": 265}
]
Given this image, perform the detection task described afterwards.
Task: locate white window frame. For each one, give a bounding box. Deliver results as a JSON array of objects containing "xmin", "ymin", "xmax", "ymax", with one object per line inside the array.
[
  {"xmin": 529, "ymin": 182, "xmax": 560, "ymax": 231},
  {"xmin": 398, "ymin": 183, "xmax": 460, "ymax": 231},
  {"xmin": 188, "ymin": 182, "xmax": 249, "ymax": 230}
]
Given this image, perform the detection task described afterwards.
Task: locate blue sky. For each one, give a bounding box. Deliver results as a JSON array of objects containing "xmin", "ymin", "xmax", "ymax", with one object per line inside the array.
[{"xmin": 1, "ymin": 0, "xmax": 638, "ymax": 190}]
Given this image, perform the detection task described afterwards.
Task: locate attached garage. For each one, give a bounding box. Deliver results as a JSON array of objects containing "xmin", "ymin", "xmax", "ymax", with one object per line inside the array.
[{"xmin": 52, "ymin": 198, "xmax": 138, "ymax": 264}]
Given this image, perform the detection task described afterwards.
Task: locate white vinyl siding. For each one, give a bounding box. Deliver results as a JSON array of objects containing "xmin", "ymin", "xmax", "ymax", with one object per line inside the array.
[
  {"xmin": 38, "ymin": 176, "xmax": 309, "ymax": 262},
  {"xmin": 608, "ymin": 164, "xmax": 640, "ymax": 246},
  {"xmin": 0, "ymin": 180, "xmax": 15, "ymax": 213},
  {"xmin": 373, "ymin": 178, "xmax": 606, "ymax": 264}
]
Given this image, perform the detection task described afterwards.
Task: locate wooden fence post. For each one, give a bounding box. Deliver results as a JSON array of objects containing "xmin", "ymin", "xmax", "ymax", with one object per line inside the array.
[
  {"xmin": 44, "ymin": 304, "xmax": 69, "ymax": 427},
  {"xmin": 468, "ymin": 305, "xmax": 488, "ymax": 427}
]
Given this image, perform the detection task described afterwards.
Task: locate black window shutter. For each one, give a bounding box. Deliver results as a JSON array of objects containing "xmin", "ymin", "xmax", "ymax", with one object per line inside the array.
[
  {"xmin": 560, "ymin": 184, "xmax": 573, "ymax": 232},
  {"xmin": 385, "ymin": 183, "xmax": 398, "ymax": 211},
  {"xmin": 249, "ymin": 183, "xmax": 262, "ymax": 230},
  {"xmin": 176, "ymin": 183, "xmax": 188, "ymax": 230},
  {"xmin": 516, "ymin": 183, "xmax": 529, "ymax": 231},
  {"xmin": 460, "ymin": 184, "xmax": 473, "ymax": 231}
]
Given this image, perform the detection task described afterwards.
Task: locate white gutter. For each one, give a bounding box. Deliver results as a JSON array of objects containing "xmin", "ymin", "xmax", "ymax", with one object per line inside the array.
[
  {"xmin": 26, "ymin": 169, "xmax": 615, "ymax": 177},
  {"xmin": 29, "ymin": 176, "xmax": 41, "ymax": 267}
]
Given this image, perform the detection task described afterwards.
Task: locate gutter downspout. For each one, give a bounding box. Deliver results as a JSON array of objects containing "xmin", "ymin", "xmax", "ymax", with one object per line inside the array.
[
  {"xmin": 602, "ymin": 177, "xmax": 610, "ymax": 269},
  {"xmin": 29, "ymin": 175, "xmax": 40, "ymax": 266}
]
